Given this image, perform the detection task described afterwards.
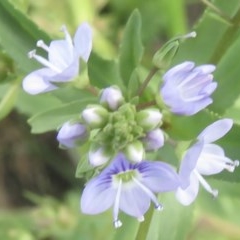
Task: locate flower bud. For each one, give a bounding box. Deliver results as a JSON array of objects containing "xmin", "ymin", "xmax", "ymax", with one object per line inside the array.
[
  {"xmin": 82, "ymin": 104, "xmax": 109, "ymax": 129},
  {"xmin": 153, "ymin": 32, "xmax": 196, "ymax": 69},
  {"xmin": 100, "ymin": 86, "xmax": 124, "ymax": 110},
  {"xmin": 123, "ymin": 140, "xmax": 145, "ymax": 163},
  {"xmin": 142, "ymin": 128, "xmax": 164, "ymax": 151},
  {"xmin": 136, "ymin": 108, "xmax": 162, "ymax": 131},
  {"xmin": 57, "ymin": 121, "xmax": 88, "ymax": 148},
  {"xmin": 88, "ymin": 145, "xmax": 112, "ymax": 166}
]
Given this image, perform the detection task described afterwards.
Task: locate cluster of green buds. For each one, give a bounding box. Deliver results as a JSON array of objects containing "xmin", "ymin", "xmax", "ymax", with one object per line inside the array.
[{"xmin": 57, "ymin": 86, "xmax": 164, "ymax": 167}]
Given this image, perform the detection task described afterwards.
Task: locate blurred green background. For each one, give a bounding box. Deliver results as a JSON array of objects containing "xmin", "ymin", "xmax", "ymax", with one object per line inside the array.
[{"xmin": 1, "ymin": 0, "xmax": 240, "ymax": 239}]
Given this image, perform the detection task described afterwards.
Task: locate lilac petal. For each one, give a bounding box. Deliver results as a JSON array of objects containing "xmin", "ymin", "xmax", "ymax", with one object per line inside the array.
[
  {"xmin": 22, "ymin": 68, "xmax": 57, "ymax": 95},
  {"xmin": 81, "ymin": 175, "xmax": 116, "ymax": 214},
  {"xmin": 193, "ymin": 64, "xmax": 216, "ymax": 74},
  {"xmin": 143, "ymin": 128, "xmax": 165, "ymax": 151},
  {"xmin": 179, "ymin": 141, "xmax": 204, "ymax": 188},
  {"xmin": 163, "ymin": 61, "xmax": 195, "ymax": 82},
  {"xmin": 196, "ymin": 144, "xmax": 232, "ymax": 175},
  {"xmin": 120, "ymin": 186, "xmax": 151, "ymax": 218},
  {"xmin": 197, "ymin": 119, "xmax": 233, "ymax": 143},
  {"xmin": 48, "ymin": 59, "xmax": 79, "ymax": 82},
  {"xmin": 201, "ymin": 82, "xmax": 217, "ymax": 95},
  {"xmin": 175, "ymin": 171, "xmax": 199, "ymax": 206},
  {"xmin": 74, "ymin": 22, "xmax": 92, "ymax": 62},
  {"xmin": 48, "ymin": 40, "xmax": 74, "ymax": 69},
  {"xmin": 57, "ymin": 122, "xmax": 87, "ymax": 148},
  {"xmin": 139, "ymin": 161, "xmax": 179, "ymax": 192}
]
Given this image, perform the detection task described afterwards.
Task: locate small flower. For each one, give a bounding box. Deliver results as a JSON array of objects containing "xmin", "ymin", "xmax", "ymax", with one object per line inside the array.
[
  {"xmin": 57, "ymin": 121, "xmax": 87, "ymax": 148},
  {"xmin": 81, "ymin": 104, "xmax": 109, "ymax": 129},
  {"xmin": 136, "ymin": 108, "xmax": 162, "ymax": 131},
  {"xmin": 142, "ymin": 128, "xmax": 165, "ymax": 151},
  {"xmin": 81, "ymin": 153, "xmax": 179, "ymax": 228},
  {"xmin": 23, "ymin": 23, "xmax": 92, "ymax": 95},
  {"xmin": 160, "ymin": 61, "xmax": 217, "ymax": 115},
  {"xmin": 176, "ymin": 119, "xmax": 239, "ymax": 206},
  {"xmin": 100, "ymin": 86, "xmax": 124, "ymax": 110}
]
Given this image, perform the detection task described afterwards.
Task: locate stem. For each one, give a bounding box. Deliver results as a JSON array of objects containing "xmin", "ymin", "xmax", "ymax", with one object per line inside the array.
[
  {"xmin": 201, "ymin": 0, "xmax": 233, "ymax": 24},
  {"xmin": 209, "ymin": 6, "xmax": 240, "ymax": 64},
  {"xmin": 85, "ymin": 85, "xmax": 99, "ymax": 96},
  {"xmin": 137, "ymin": 67, "xmax": 158, "ymax": 97},
  {"xmin": 136, "ymin": 100, "xmax": 157, "ymax": 110},
  {"xmin": 135, "ymin": 205, "xmax": 154, "ymax": 240}
]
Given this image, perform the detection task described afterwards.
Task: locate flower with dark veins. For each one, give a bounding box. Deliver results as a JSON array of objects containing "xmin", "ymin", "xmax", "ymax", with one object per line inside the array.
[{"xmin": 81, "ymin": 153, "xmax": 179, "ymax": 228}]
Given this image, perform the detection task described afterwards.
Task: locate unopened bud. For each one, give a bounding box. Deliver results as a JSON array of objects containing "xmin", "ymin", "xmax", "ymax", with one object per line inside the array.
[
  {"xmin": 143, "ymin": 128, "xmax": 165, "ymax": 151},
  {"xmin": 82, "ymin": 105, "xmax": 109, "ymax": 129},
  {"xmin": 100, "ymin": 86, "xmax": 124, "ymax": 110},
  {"xmin": 57, "ymin": 121, "xmax": 88, "ymax": 148},
  {"xmin": 153, "ymin": 31, "xmax": 197, "ymax": 69},
  {"xmin": 88, "ymin": 145, "xmax": 112, "ymax": 166},
  {"xmin": 123, "ymin": 140, "xmax": 145, "ymax": 163},
  {"xmin": 136, "ymin": 108, "xmax": 162, "ymax": 131}
]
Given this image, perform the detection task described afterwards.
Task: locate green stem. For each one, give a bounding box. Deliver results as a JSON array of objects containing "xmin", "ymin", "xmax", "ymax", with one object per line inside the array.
[
  {"xmin": 136, "ymin": 100, "xmax": 157, "ymax": 110},
  {"xmin": 135, "ymin": 206, "xmax": 154, "ymax": 240},
  {"xmin": 137, "ymin": 67, "xmax": 158, "ymax": 97},
  {"xmin": 210, "ymin": 7, "xmax": 240, "ymax": 64},
  {"xmin": 85, "ymin": 85, "xmax": 99, "ymax": 96},
  {"xmin": 201, "ymin": 0, "xmax": 233, "ymax": 24}
]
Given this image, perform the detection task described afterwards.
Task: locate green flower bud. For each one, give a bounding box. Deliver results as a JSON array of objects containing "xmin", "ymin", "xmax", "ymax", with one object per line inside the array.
[
  {"xmin": 82, "ymin": 104, "xmax": 109, "ymax": 129},
  {"xmin": 123, "ymin": 140, "xmax": 145, "ymax": 163},
  {"xmin": 153, "ymin": 31, "xmax": 196, "ymax": 69},
  {"xmin": 88, "ymin": 144, "xmax": 113, "ymax": 166},
  {"xmin": 136, "ymin": 108, "xmax": 162, "ymax": 131}
]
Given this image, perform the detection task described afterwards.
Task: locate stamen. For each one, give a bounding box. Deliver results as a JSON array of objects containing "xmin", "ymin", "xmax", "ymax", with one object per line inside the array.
[
  {"xmin": 60, "ymin": 25, "xmax": 73, "ymax": 48},
  {"xmin": 113, "ymin": 179, "xmax": 122, "ymax": 228},
  {"xmin": 194, "ymin": 170, "xmax": 218, "ymax": 198},
  {"xmin": 27, "ymin": 50, "xmax": 61, "ymax": 73},
  {"xmin": 182, "ymin": 31, "xmax": 197, "ymax": 39},
  {"xmin": 132, "ymin": 177, "xmax": 162, "ymax": 210},
  {"xmin": 137, "ymin": 216, "xmax": 145, "ymax": 222},
  {"xmin": 37, "ymin": 40, "xmax": 49, "ymax": 52}
]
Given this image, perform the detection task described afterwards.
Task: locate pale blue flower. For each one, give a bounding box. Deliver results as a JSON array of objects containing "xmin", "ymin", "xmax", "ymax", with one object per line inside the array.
[
  {"xmin": 81, "ymin": 153, "xmax": 179, "ymax": 228},
  {"xmin": 57, "ymin": 121, "xmax": 88, "ymax": 148},
  {"xmin": 176, "ymin": 119, "xmax": 239, "ymax": 205},
  {"xmin": 23, "ymin": 23, "xmax": 92, "ymax": 95},
  {"xmin": 160, "ymin": 61, "xmax": 217, "ymax": 115}
]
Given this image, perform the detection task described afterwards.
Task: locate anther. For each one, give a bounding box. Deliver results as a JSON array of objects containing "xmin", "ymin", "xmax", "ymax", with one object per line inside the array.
[
  {"xmin": 211, "ymin": 189, "xmax": 218, "ymax": 198},
  {"xmin": 137, "ymin": 216, "xmax": 145, "ymax": 222},
  {"xmin": 114, "ymin": 219, "xmax": 122, "ymax": 228},
  {"xmin": 37, "ymin": 40, "xmax": 49, "ymax": 52},
  {"xmin": 28, "ymin": 50, "xmax": 36, "ymax": 59},
  {"xmin": 155, "ymin": 204, "xmax": 163, "ymax": 211}
]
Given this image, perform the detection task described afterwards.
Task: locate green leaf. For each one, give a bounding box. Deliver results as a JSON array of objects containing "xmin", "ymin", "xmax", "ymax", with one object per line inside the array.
[
  {"xmin": 28, "ymin": 97, "xmax": 95, "ymax": 133},
  {"xmin": 0, "ymin": 80, "xmax": 20, "ymax": 120},
  {"xmin": 0, "ymin": 0, "xmax": 50, "ymax": 73},
  {"xmin": 75, "ymin": 155, "xmax": 94, "ymax": 178},
  {"xmin": 119, "ymin": 9, "xmax": 144, "ymax": 85},
  {"xmin": 88, "ymin": 53, "xmax": 123, "ymax": 88}
]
